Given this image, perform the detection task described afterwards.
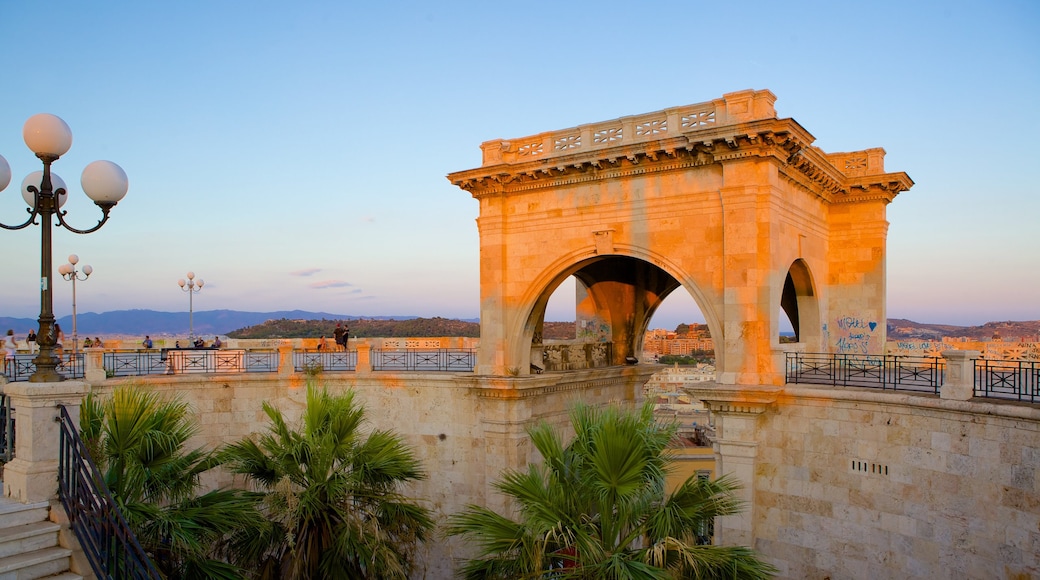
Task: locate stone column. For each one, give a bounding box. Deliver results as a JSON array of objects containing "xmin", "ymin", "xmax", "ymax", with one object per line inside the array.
[
  {"xmin": 355, "ymin": 343, "xmax": 372, "ymax": 373},
  {"xmin": 684, "ymin": 385, "xmax": 777, "ymax": 546},
  {"xmin": 277, "ymin": 340, "xmax": 294, "ymax": 377},
  {"xmin": 84, "ymin": 349, "xmax": 106, "ymax": 383},
  {"xmin": 941, "ymin": 350, "xmax": 980, "ymax": 401},
  {"xmin": 2, "ymin": 380, "xmax": 89, "ymax": 503}
]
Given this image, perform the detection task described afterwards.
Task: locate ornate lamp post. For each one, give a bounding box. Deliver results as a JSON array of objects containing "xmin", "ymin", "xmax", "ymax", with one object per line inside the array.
[
  {"xmin": 178, "ymin": 272, "xmax": 204, "ymax": 340},
  {"xmin": 0, "ymin": 114, "xmax": 128, "ymax": 382},
  {"xmin": 58, "ymin": 254, "xmax": 92, "ymax": 360}
]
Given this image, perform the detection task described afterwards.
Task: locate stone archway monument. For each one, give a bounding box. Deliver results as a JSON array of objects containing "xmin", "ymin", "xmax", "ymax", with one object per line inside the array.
[{"xmin": 449, "ymin": 89, "xmax": 912, "ymax": 385}]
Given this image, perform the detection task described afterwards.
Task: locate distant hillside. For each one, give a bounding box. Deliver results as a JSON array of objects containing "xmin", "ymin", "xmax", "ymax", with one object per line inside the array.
[
  {"xmin": 228, "ymin": 318, "xmax": 578, "ymax": 339},
  {"xmin": 0, "ymin": 309, "xmax": 432, "ymax": 338},
  {"xmin": 887, "ymin": 319, "xmax": 1040, "ymax": 341}
]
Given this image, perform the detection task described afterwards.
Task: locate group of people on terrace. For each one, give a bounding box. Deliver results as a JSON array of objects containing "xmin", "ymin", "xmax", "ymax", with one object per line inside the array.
[{"xmin": 317, "ymin": 322, "xmax": 350, "ymax": 351}]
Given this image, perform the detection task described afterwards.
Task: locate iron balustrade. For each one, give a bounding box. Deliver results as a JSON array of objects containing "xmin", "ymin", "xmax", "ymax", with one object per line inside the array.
[
  {"xmin": 103, "ymin": 349, "xmax": 279, "ymax": 377},
  {"xmin": 57, "ymin": 405, "xmax": 162, "ymax": 580},
  {"xmin": 785, "ymin": 352, "xmax": 944, "ymax": 393},
  {"xmin": 293, "ymin": 349, "xmax": 357, "ymax": 372},
  {"xmin": 974, "ymin": 359, "xmax": 1040, "ymax": 403},
  {"xmin": 3, "ymin": 352, "xmax": 84, "ymax": 382},
  {"xmin": 0, "ymin": 394, "xmax": 12, "ymax": 462},
  {"xmin": 372, "ymin": 348, "xmax": 476, "ymax": 371}
]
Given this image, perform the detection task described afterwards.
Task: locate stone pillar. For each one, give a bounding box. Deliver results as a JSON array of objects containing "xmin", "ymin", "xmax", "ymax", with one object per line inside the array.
[
  {"xmin": 941, "ymin": 350, "xmax": 979, "ymax": 401},
  {"xmin": 2, "ymin": 380, "xmax": 89, "ymax": 503},
  {"xmin": 355, "ymin": 343, "xmax": 372, "ymax": 373},
  {"xmin": 277, "ymin": 340, "xmax": 294, "ymax": 377},
  {"xmin": 84, "ymin": 349, "xmax": 106, "ymax": 383},
  {"xmin": 684, "ymin": 385, "xmax": 777, "ymax": 546}
]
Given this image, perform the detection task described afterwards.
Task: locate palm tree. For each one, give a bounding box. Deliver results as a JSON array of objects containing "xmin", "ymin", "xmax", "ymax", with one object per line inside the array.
[
  {"xmin": 80, "ymin": 384, "xmax": 265, "ymax": 579},
  {"xmin": 220, "ymin": 383, "xmax": 434, "ymax": 579},
  {"xmin": 445, "ymin": 402, "xmax": 777, "ymax": 579}
]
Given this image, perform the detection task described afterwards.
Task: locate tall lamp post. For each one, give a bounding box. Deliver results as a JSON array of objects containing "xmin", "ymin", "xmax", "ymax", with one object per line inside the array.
[
  {"xmin": 178, "ymin": 272, "xmax": 204, "ymax": 340},
  {"xmin": 58, "ymin": 254, "xmax": 92, "ymax": 360},
  {"xmin": 0, "ymin": 114, "xmax": 128, "ymax": 383}
]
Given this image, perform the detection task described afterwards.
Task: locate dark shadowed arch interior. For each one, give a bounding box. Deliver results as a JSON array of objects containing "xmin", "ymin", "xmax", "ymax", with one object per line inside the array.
[
  {"xmin": 533, "ymin": 255, "xmax": 691, "ymax": 369},
  {"xmin": 781, "ymin": 259, "xmax": 817, "ymax": 344}
]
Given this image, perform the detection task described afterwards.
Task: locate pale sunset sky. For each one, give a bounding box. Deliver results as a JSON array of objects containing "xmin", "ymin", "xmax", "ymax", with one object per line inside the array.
[{"xmin": 1, "ymin": 1, "xmax": 1037, "ymax": 330}]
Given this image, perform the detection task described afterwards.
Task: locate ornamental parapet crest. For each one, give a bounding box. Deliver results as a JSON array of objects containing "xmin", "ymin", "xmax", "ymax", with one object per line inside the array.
[{"xmin": 447, "ymin": 89, "xmax": 913, "ymax": 204}]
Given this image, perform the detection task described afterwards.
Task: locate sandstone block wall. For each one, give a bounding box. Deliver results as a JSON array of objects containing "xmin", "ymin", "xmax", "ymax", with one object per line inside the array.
[{"xmin": 748, "ymin": 387, "xmax": 1040, "ymax": 579}]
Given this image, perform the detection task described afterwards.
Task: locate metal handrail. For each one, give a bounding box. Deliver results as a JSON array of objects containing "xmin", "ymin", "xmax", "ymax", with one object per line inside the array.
[
  {"xmin": 4, "ymin": 353, "xmax": 84, "ymax": 382},
  {"xmin": 974, "ymin": 359, "xmax": 1040, "ymax": 403},
  {"xmin": 293, "ymin": 349, "xmax": 357, "ymax": 372},
  {"xmin": 57, "ymin": 405, "xmax": 162, "ymax": 579},
  {"xmin": 785, "ymin": 352, "xmax": 944, "ymax": 393},
  {"xmin": 0, "ymin": 395, "xmax": 12, "ymax": 462},
  {"xmin": 372, "ymin": 348, "xmax": 476, "ymax": 371}
]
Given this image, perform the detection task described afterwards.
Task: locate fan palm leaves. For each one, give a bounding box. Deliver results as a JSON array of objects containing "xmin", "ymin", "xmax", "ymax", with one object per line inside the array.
[
  {"xmin": 445, "ymin": 401, "xmax": 776, "ymax": 579},
  {"xmin": 80, "ymin": 384, "xmax": 264, "ymax": 579},
  {"xmin": 220, "ymin": 383, "xmax": 434, "ymax": 579}
]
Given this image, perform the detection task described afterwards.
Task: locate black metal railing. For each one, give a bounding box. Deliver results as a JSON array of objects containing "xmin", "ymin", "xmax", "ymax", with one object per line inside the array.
[
  {"xmin": 3, "ymin": 353, "xmax": 84, "ymax": 382},
  {"xmin": 57, "ymin": 405, "xmax": 162, "ymax": 579},
  {"xmin": 293, "ymin": 349, "xmax": 357, "ymax": 373},
  {"xmin": 975, "ymin": 359, "xmax": 1040, "ymax": 403},
  {"xmin": 785, "ymin": 352, "xmax": 944, "ymax": 393},
  {"xmin": 104, "ymin": 349, "xmax": 279, "ymax": 377},
  {"xmin": 372, "ymin": 349, "xmax": 476, "ymax": 371},
  {"xmin": 0, "ymin": 394, "xmax": 12, "ymax": 462}
]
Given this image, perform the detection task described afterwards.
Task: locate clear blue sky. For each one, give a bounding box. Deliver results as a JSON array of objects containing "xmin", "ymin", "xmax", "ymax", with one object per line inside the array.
[{"xmin": 1, "ymin": 1, "xmax": 1037, "ymax": 329}]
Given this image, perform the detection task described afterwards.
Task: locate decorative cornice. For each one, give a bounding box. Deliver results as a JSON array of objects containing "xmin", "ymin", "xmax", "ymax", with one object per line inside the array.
[
  {"xmin": 683, "ymin": 385, "xmax": 780, "ymax": 415},
  {"xmin": 448, "ymin": 90, "xmax": 914, "ymax": 204}
]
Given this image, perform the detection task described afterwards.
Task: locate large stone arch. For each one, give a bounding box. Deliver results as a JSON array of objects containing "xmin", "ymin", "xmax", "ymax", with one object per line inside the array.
[
  {"xmin": 511, "ymin": 251, "xmax": 726, "ymax": 375},
  {"xmin": 449, "ymin": 89, "xmax": 912, "ymax": 384}
]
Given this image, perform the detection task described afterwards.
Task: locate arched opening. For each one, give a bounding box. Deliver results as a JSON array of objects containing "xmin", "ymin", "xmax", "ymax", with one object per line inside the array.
[
  {"xmin": 535, "ymin": 256, "xmax": 714, "ymax": 373},
  {"xmin": 780, "ymin": 259, "xmax": 820, "ymax": 346}
]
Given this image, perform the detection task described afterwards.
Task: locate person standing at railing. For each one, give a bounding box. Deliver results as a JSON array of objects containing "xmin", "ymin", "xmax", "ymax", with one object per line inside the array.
[
  {"xmin": 54, "ymin": 323, "xmax": 65, "ymax": 361},
  {"xmin": 334, "ymin": 323, "xmax": 345, "ymax": 351},
  {"xmin": 26, "ymin": 329, "xmax": 36, "ymax": 354},
  {"xmin": 3, "ymin": 330, "xmax": 16, "ymax": 375}
]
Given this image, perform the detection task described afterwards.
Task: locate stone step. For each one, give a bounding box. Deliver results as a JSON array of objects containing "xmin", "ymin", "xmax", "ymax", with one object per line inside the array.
[
  {"xmin": 0, "ymin": 503, "xmax": 50, "ymax": 532},
  {"xmin": 0, "ymin": 522, "xmax": 59, "ymax": 559},
  {"xmin": 38, "ymin": 574, "xmax": 81, "ymax": 580},
  {"xmin": 0, "ymin": 546, "xmax": 73, "ymax": 580}
]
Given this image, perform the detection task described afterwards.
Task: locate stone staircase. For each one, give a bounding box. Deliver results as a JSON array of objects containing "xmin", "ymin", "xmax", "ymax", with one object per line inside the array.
[{"xmin": 0, "ymin": 499, "xmax": 80, "ymax": 580}]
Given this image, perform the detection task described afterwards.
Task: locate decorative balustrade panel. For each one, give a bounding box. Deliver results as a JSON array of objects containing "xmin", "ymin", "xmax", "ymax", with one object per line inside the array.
[
  {"xmin": 372, "ymin": 349, "xmax": 475, "ymax": 371},
  {"xmin": 3, "ymin": 353, "xmax": 84, "ymax": 381},
  {"xmin": 293, "ymin": 349, "xmax": 357, "ymax": 372},
  {"xmin": 103, "ymin": 349, "xmax": 278, "ymax": 377},
  {"xmin": 57, "ymin": 406, "xmax": 162, "ymax": 579},
  {"xmin": 785, "ymin": 352, "xmax": 943, "ymax": 393},
  {"xmin": 974, "ymin": 359, "xmax": 1040, "ymax": 403}
]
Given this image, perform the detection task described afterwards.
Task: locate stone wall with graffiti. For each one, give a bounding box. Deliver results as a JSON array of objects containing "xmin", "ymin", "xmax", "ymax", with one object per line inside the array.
[{"xmin": 824, "ymin": 315, "xmax": 881, "ymax": 354}]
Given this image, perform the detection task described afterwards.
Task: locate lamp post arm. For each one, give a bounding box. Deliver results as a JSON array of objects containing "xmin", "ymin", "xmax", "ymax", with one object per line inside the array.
[
  {"xmin": 0, "ymin": 191, "xmax": 42, "ymax": 230},
  {"xmin": 53, "ymin": 203, "xmax": 115, "ymax": 235}
]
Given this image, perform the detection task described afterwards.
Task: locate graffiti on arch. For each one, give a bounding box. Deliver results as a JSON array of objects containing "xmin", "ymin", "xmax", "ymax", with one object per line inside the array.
[{"xmin": 828, "ymin": 315, "xmax": 879, "ymax": 354}]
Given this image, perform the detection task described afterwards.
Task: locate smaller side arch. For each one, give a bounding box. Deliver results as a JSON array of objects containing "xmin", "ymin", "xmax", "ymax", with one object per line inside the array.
[{"xmin": 780, "ymin": 258, "xmax": 821, "ymax": 349}]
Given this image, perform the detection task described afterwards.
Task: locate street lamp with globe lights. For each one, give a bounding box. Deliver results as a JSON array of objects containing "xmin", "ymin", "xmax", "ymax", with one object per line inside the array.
[
  {"xmin": 58, "ymin": 255, "xmax": 92, "ymax": 361},
  {"xmin": 178, "ymin": 272, "xmax": 204, "ymax": 341},
  {"xmin": 0, "ymin": 113, "xmax": 128, "ymax": 382}
]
